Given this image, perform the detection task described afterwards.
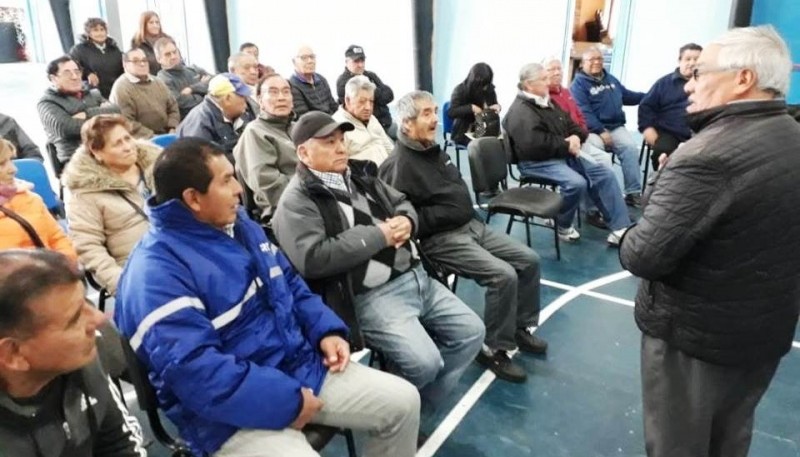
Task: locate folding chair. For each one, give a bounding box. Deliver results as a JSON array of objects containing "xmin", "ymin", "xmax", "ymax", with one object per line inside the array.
[
  {"xmin": 468, "ymin": 137, "xmax": 564, "ymax": 259},
  {"xmin": 639, "ymin": 140, "xmax": 652, "ymax": 193},
  {"xmin": 43, "ymin": 143, "xmax": 65, "ymax": 200},
  {"xmin": 151, "ymin": 133, "xmax": 178, "ymax": 148},
  {"xmin": 13, "ymin": 158, "xmax": 64, "ymax": 217},
  {"xmin": 441, "ymin": 101, "xmax": 468, "ymax": 172},
  {"xmin": 84, "ymin": 270, "xmax": 111, "ymax": 312}
]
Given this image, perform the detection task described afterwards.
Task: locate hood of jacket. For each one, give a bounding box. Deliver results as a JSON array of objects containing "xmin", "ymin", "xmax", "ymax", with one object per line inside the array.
[{"xmin": 62, "ymin": 140, "xmax": 160, "ymax": 193}]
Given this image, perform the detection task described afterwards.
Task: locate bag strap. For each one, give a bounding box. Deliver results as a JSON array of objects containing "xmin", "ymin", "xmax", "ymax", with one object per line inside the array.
[
  {"xmin": 116, "ymin": 191, "xmax": 149, "ymax": 221},
  {"xmin": 0, "ymin": 206, "xmax": 46, "ymax": 248}
]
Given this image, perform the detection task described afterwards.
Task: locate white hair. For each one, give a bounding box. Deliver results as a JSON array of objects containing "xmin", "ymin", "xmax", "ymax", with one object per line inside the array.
[
  {"xmin": 344, "ymin": 75, "xmax": 375, "ymax": 100},
  {"xmin": 540, "ymin": 55, "xmax": 562, "ymax": 67},
  {"xmin": 581, "ymin": 46, "xmax": 604, "ymax": 61},
  {"xmin": 517, "ymin": 63, "xmax": 545, "ymax": 90},
  {"xmin": 227, "ymin": 52, "xmax": 253, "ymax": 72},
  {"xmin": 711, "ymin": 25, "xmax": 791, "ymax": 96},
  {"xmin": 395, "ymin": 90, "xmax": 435, "ymax": 126}
]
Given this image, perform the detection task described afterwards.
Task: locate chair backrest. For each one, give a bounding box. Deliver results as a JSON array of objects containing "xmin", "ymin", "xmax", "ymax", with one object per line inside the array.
[
  {"xmin": 442, "ymin": 101, "xmax": 454, "ymax": 139},
  {"xmin": 13, "ymin": 158, "xmax": 62, "ymax": 213},
  {"xmin": 44, "ymin": 142, "xmax": 65, "ymax": 178},
  {"xmin": 151, "ymin": 133, "xmax": 178, "ymax": 148},
  {"xmin": 468, "ymin": 137, "xmax": 508, "ymax": 194},
  {"xmin": 501, "ymin": 129, "xmax": 519, "ymax": 165}
]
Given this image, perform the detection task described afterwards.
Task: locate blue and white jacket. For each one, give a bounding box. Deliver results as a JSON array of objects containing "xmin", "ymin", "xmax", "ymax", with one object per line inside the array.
[
  {"xmin": 114, "ymin": 199, "xmax": 347, "ymax": 456},
  {"xmin": 570, "ymin": 70, "xmax": 645, "ymax": 134}
]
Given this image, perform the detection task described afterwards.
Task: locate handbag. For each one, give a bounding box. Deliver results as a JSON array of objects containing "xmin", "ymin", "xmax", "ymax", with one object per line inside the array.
[{"xmin": 472, "ymin": 107, "xmax": 500, "ymax": 138}]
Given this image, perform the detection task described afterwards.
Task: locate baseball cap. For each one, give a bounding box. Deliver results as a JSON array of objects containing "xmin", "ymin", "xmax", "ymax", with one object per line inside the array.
[
  {"xmin": 345, "ymin": 45, "xmax": 366, "ymax": 60},
  {"xmin": 291, "ymin": 112, "xmax": 354, "ymax": 145},
  {"xmin": 208, "ymin": 73, "xmax": 251, "ymax": 98}
]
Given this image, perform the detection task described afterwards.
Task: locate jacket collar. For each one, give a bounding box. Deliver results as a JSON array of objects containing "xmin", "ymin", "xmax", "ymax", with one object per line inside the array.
[
  {"xmin": 396, "ymin": 131, "xmax": 439, "ymax": 154},
  {"xmin": 62, "ymin": 142, "xmax": 160, "ymax": 193},
  {"xmin": 147, "ymin": 197, "xmax": 248, "ymax": 237},
  {"xmin": 687, "ymin": 99, "xmax": 787, "ymax": 133},
  {"xmin": 296, "ymin": 160, "xmax": 377, "ymax": 197}
]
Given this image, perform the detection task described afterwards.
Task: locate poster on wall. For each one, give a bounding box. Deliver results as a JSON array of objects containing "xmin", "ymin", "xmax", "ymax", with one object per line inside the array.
[{"xmin": 0, "ymin": 7, "xmax": 29, "ymax": 63}]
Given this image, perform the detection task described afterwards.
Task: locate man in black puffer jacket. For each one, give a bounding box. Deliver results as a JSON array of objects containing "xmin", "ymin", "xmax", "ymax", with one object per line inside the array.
[{"xmin": 620, "ymin": 26, "xmax": 800, "ymax": 457}]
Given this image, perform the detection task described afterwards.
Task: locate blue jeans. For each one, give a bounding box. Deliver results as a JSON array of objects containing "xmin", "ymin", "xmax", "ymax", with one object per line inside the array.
[
  {"xmin": 353, "ymin": 265, "xmax": 484, "ymax": 409},
  {"xmin": 518, "ymin": 156, "xmax": 631, "ymax": 231},
  {"xmin": 586, "ymin": 127, "xmax": 642, "ymax": 194}
]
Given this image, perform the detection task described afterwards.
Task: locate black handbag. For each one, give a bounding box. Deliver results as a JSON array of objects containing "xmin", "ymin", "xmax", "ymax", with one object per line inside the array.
[{"xmin": 473, "ymin": 108, "xmax": 500, "ymax": 138}]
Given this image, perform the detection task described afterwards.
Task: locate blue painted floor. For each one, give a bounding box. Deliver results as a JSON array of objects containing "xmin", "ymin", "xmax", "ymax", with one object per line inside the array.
[{"xmin": 121, "ymin": 137, "xmax": 800, "ymax": 457}]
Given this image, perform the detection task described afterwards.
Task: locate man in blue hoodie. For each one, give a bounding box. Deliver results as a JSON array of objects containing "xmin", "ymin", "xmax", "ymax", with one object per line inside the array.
[
  {"xmin": 114, "ymin": 137, "xmax": 420, "ymax": 457},
  {"xmin": 571, "ymin": 47, "xmax": 645, "ymax": 206},
  {"xmin": 638, "ymin": 43, "xmax": 702, "ymax": 170}
]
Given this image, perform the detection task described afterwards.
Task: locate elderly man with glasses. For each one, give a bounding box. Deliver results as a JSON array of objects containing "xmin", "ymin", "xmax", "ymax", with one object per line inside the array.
[{"xmin": 289, "ymin": 45, "xmax": 338, "ymax": 117}]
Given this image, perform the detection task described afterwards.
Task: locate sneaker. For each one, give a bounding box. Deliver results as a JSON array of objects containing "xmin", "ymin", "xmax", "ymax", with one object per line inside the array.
[
  {"xmin": 475, "ymin": 349, "xmax": 527, "ymax": 383},
  {"xmin": 607, "ymin": 228, "xmax": 628, "ymax": 246},
  {"xmin": 557, "ymin": 225, "xmax": 581, "ymax": 242},
  {"xmin": 625, "ymin": 193, "xmax": 642, "ymax": 208},
  {"xmin": 585, "ymin": 211, "xmax": 608, "ymax": 229},
  {"xmin": 515, "ymin": 326, "xmax": 548, "ymax": 354}
]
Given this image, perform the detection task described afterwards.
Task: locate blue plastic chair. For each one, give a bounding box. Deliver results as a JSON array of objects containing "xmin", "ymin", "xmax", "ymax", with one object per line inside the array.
[
  {"xmin": 442, "ymin": 101, "xmax": 468, "ymax": 172},
  {"xmin": 13, "ymin": 158, "xmax": 63, "ymax": 216},
  {"xmin": 151, "ymin": 133, "xmax": 178, "ymax": 148}
]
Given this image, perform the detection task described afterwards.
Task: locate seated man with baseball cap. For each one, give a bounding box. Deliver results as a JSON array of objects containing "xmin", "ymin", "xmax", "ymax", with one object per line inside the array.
[
  {"xmin": 177, "ymin": 72, "xmax": 258, "ymax": 163},
  {"xmin": 273, "ymin": 111, "xmax": 484, "ymax": 413},
  {"xmin": 336, "ymin": 45, "xmax": 395, "ymax": 134}
]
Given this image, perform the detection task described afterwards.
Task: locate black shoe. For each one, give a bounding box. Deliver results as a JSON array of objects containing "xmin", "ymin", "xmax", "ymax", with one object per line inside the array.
[
  {"xmin": 475, "ymin": 349, "xmax": 527, "ymax": 383},
  {"xmin": 584, "ymin": 211, "xmax": 608, "ymax": 229},
  {"xmin": 625, "ymin": 193, "xmax": 642, "ymax": 208},
  {"xmin": 515, "ymin": 327, "xmax": 548, "ymax": 354}
]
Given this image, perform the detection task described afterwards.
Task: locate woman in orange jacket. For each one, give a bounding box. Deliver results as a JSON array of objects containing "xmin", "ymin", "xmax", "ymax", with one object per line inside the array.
[{"xmin": 0, "ymin": 138, "xmax": 77, "ymax": 259}]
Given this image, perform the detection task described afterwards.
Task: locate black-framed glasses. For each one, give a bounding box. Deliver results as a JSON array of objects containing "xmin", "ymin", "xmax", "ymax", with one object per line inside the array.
[{"xmin": 692, "ymin": 66, "xmax": 739, "ymax": 81}]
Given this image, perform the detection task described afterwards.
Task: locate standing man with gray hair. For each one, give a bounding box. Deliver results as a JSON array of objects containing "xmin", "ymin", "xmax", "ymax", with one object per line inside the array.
[
  {"xmin": 620, "ymin": 26, "xmax": 800, "ymax": 457},
  {"xmin": 332, "ymin": 75, "xmax": 394, "ymax": 165},
  {"xmin": 571, "ymin": 47, "xmax": 645, "ymax": 207},
  {"xmin": 336, "ymin": 45, "xmax": 395, "ymax": 133},
  {"xmin": 380, "ymin": 91, "xmax": 546, "ymax": 384}
]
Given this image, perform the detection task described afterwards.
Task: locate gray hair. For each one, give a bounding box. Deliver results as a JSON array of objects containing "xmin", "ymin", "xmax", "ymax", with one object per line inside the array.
[
  {"xmin": 227, "ymin": 52, "xmax": 254, "ymax": 72},
  {"xmin": 344, "ymin": 75, "xmax": 376, "ymax": 100},
  {"xmin": 154, "ymin": 36, "xmax": 176, "ymax": 56},
  {"xmin": 395, "ymin": 90, "xmax": 435, "ymax": 125},
  {"xmin": 710, "ymin": 25, "xmax": 791, "ymax": 97},
  {"xmin": 581, "ymin": 46, "xmax": 604, "ymax": 61},
  {"xmin": 540, "ymin": 55, "xmax": 562, "ymax": 67},
  {"xmin": 517, "ymin": 63, "xmax": 546, "ymax": 90}
]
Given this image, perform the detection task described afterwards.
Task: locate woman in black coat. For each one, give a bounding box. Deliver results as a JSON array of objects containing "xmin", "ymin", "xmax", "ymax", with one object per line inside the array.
[
  {"xmin": 69, "ymin": 18, "xmax": 124, "ymax": 99},
  {"xmin": 447, "ymin": 62, "xmax": 501, "ymax": 146}
]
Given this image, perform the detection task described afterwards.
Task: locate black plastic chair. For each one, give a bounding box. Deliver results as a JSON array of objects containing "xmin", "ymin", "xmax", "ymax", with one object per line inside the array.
[
  {"xmin": 468, "ymin": 137, "xmax": 564, "ymax": 259},
  {"xmin": 639, "ymin": 140, "xmax": 652, "ymax": 194},
  {"xmin": 121, "ymin": 335, "xmax": 358, "ymax": 456},
  {"xmin": 442, "ymin": 101, "xmax": 468, "ymax": 172},
  {"xmin": 84, "ymin": 270, "xmax": 111, "ymax": 312}
]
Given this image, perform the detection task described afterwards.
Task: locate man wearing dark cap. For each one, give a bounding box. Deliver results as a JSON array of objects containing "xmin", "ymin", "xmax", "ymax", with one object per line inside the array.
[
  {"xmin": 273, "ymin": 112, "xmax": 484, "ymax": 412},
  {"xmin": 177, "ymin": 72, "xmax": 258, "ymax": 162},
  {"xmin": 336, "ymin": 45, "xmax": 395, "ymax": 133}
]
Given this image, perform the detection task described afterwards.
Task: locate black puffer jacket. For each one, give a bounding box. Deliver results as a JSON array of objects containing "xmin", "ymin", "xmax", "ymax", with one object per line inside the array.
[
  {"xmin": 620, "ymin": 100, "xmax": 800, "ymax": 367},
  {"xmin": 69, "ymin": 36, "xmax": 124, "ymax": 99}
]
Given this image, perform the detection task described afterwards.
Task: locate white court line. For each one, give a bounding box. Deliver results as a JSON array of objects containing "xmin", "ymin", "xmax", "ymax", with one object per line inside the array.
[{"xmin": 416, "ymin": 270, "xmax": 632, "ymax": 457}]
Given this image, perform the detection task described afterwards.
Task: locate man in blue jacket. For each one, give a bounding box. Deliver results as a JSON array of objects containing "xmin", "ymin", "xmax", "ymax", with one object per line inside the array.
[
  {"xmin": 571, "ymin": 47, "xmax": 645, "ymax": 206},
  {"xmin": 114, "ymin": 138, "xmax": 420, "ymax": 457},
  {"xmin": 638, "ymin": 43, "xmax": 702, "ymax": 170}
]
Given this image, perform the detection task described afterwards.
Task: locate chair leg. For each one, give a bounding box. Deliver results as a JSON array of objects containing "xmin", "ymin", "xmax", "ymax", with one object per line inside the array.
[
  {"xmin": 451, "ymin": 275, "xmax": 459, "ymax": 293},
  {"xmin": 525, "ymin": 217, "xmax": 531, "ymax": 246},
  {"xmin": 505, "ymin": 215, "xmax": 514, "ymax": 234},
  {"xmin": 553, "ymin": 219, "xmax": 561, "ymax": 261},
  {"xmin": 642, "ymin": 146, "xmax": 651, "ymax": 193},
  {"xmin": 455, "ymin": 148, "xmax": 461, "ymax": 172},
  {"xmin": 344, "ymin": 429, "xmax": 357, "ymax": 457},
  {"xmin": 486, "ymin": 211, "xmax": 492, "ymax": 224}
]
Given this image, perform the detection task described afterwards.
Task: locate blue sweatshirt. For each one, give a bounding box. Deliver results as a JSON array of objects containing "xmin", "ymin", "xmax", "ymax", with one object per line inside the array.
[
  {"xmin": 570, "ymin": 70, "xmax": 645, "ymax": 134},
  {"xmin": 637, "ymin": 69, "xmax": 692, "ymax": 141}
]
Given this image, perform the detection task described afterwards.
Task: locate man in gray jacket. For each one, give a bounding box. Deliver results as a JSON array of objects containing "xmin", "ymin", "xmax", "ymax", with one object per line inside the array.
[
  {"xmin": 233, "ymin": 74, "xmax": 297, "ymax": 222},
  {"xmin": 155, "ymin": 37, "xmax": 210, "ymax": 119},
  {"xmin": 0, "ymin": 249, "xmax": 146, "ymax": 457},
  {"xmin": 272, "ymin": 112, "xmax": 484, "ymax": 412},
  {"xmin": 620, "ymin": 26, "xmax": 800, "ymax": 457}
]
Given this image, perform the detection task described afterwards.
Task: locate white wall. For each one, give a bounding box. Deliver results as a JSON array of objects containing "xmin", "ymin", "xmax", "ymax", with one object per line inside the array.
[
  {"xmin": 227, "ymin": 0, "xmax": 416, "ymax": 103},
  {"xmin": 433, "ymin": 0, "xmax": 571, "ymax": 115},
  {"xmin": 615, "ymin": 0, "xmax": 734, "ymax": 127}
]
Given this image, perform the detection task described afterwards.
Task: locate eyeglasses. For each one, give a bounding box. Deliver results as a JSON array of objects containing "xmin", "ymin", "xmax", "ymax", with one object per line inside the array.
[
  {"xmin": 57, "ymin": 69, "xmax": 82, "ymax": 77},
  {"xmin": 692, "ymin": 66, "xmax": 740, "ymax": 81},
  {"xmin": 126, "ymin": 59, "xmax": 149, "ymax": 65},
  {"xmin": 297, "ymin": 54, "xmax": 316, "ymax": 61},
  {"xmin": 585, "ymin": 57, "xmax": 603, "ymax": 63}
]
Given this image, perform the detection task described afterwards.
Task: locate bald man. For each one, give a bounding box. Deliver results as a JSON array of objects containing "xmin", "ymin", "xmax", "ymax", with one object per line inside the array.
[{"xmin": 288, "ymin": 45, "xmax": 338, "ymax": 116}]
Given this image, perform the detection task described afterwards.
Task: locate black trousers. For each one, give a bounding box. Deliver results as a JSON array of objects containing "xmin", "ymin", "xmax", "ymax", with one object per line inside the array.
[
  {"xmin": 641, "ymin": 334, "xmax": 780, "ymax": 457},
  {"xmin": 650, "ymin": 131, "xmax": 682, "ymax": 171}
]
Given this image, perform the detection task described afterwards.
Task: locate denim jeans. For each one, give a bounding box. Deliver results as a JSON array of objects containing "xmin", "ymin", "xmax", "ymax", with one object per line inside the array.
[
  {"xmin": 517, "ymin": 156, "xmax": 631, "ymax": 231},
  {"xmin": 580, "ymin": 142, "xmax": 613, "ymax": 213},
  {"xmin": 586, "ymin": 127, "xmax": 643, "ymax": 194},
  {"xmin": 352, "ymin": 265, "xmax": 484, "ymax": 409}
]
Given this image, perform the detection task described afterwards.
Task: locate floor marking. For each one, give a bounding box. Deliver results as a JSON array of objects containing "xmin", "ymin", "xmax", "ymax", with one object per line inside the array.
[{"xmin": 416, "ymin": 270, "xmax": 632, "ymax": 457}]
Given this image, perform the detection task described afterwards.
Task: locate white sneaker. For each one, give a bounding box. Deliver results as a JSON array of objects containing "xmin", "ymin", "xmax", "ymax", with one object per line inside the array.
[
  {"xmin": 607, "ymin": 228, "xmax": 628, "ymax": 246},
  {"xmin": 557, "ymin": 226, "xmax": 581, "ymax": 242}
]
